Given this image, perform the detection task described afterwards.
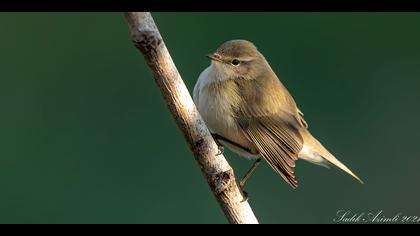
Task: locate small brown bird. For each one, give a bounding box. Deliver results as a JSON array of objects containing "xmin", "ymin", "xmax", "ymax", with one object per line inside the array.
[{"xmin": 193, "ymin": 39, "xmax": 363, "ymax": 191}]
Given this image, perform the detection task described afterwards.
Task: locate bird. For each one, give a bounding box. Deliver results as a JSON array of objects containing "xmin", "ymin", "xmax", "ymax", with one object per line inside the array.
[{"xmin": 193, "ymin": 39, "xmax": 363, "ymax": 192}]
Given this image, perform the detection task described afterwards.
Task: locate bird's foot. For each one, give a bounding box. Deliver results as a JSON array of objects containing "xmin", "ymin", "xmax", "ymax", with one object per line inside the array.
[
  {"xmin": 238, "ymin": 180, "xmax": 249, "ymax": 202},
  {"xmin": 216, "ymin": 145, "xmax": 224, "ymax": 156},
  {"xmin": 240, "ymin": 190, "xmax": 249, "ymax": 203},
  {"xmin": 211, "ymin": 133, "xmax": 225, "ymax": 156}
]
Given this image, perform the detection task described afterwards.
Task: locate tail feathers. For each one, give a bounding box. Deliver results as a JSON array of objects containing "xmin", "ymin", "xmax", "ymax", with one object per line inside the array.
[
  {"xmin": 299, "ymin": 145, "xmax": 331, "ymax": 168},
  {"xmin": 300, "ymin": 131, "xmax": 364, "ymax": 184},
  {"xmin": 321, "ymin": 151, "xmax": 364, "ymax": 184}
]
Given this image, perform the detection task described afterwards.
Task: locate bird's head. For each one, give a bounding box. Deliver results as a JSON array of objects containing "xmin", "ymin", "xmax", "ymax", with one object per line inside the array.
[{"xmin": 206, "ymin": 39, "xmax": 269, "ymax": 81}]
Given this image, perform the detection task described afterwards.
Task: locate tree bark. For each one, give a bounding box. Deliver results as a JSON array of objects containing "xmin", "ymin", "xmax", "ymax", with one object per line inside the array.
[{"xmin": 124, "ymin": 12, "xmax": 259, "ymax": 224}]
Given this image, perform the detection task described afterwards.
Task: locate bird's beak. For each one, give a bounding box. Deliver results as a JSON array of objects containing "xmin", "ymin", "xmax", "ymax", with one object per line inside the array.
[{"xmin": 206, "ymin": 53, "xmax": 223, "ymax": 62}]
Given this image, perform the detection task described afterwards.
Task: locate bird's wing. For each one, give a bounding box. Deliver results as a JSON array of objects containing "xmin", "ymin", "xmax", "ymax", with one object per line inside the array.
[
  {"xmin": 234, "ymin": 70, "xmax": 305, "ymax": 188},
  {"xmin": 297, "ymin": 108, "xmax": 308, "ymax": 128},
  {"xmin": 237, "ymin": 111, "xmax": 303, "ymax": 188}
]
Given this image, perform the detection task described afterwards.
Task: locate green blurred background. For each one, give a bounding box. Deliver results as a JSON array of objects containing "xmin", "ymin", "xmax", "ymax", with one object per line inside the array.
[{"xmin": 0, "ymin": 13, "xmax": 419, "ymax": 224}]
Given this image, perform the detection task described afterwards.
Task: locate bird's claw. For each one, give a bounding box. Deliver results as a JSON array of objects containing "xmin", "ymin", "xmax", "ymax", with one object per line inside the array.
[
  {"xmin": 238, "ymin": 181, "xmax": 249, "ymax": 202},
  {"xmin": 216, "ymin": 145, "xmax": 224, "ymax": 156},
  {"xmin": 240, "ymin": 190, "xmax": 249, "ymax": 202},
  {"xmin": 211, "ymin": 133, "xmax": 224, "ymax": 156}
]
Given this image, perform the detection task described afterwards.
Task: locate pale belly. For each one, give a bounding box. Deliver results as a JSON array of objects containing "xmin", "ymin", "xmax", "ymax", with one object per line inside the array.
[
  {"xmin": 196, "ymin": 81, "xmax": 259, "ymax": 159},
  {"xmin": 203, "ymin": 111, "xmax": 260, "ymax": 159}
]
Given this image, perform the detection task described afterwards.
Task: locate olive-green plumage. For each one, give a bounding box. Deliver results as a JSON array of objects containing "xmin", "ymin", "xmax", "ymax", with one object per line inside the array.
[{"xmin": 194, "ymin": 39, "xmax": 363, "ymax": 188}]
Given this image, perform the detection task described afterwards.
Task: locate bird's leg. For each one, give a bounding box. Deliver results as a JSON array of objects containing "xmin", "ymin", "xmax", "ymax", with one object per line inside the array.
[
  {"xmin": 211, "ymin": 133, "xmax": 254, "ymax": 157},
  {"xmin": 239, "ymin": 158, "xmax": 262, "ymax": 189},
  {"xmin": 238, "ymin": 158, "xmax": 262, "ymax": 202},
  {"xmin": 211, "ymin": 133, "xmax": 224, "ymax": 156}
]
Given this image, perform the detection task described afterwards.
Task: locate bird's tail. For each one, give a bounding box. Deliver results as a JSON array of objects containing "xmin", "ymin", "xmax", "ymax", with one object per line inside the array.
[{"xmin": 300, "ymin": 130, "xmax": 364, "ymax": 184}]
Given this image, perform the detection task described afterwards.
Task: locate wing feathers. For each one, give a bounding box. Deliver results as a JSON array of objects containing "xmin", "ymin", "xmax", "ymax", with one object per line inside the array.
[
  {"xmin": 233, "ymin": 70, "xmax": 305, "ymax": 188},
  {"xmin": 239, "ymin": 116, "xmax": 302, "ymax": 188}
]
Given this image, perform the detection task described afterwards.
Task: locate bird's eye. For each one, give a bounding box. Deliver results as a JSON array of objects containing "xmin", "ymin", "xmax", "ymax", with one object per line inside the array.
[{"xmin": 231, "ymin": 59, "xmax": 241, "ymax": 66}]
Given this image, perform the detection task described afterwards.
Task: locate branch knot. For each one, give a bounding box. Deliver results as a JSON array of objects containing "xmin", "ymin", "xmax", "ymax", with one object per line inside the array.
[
  {"xmin": 213, "ymin": 169, "xmax": 235, "ymax": 194},
  {"xmin": 132, "ymin": 31, "xmax": 162, "ymax": 54}
]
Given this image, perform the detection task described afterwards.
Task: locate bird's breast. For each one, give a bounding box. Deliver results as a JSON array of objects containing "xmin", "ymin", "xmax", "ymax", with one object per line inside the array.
[
  {"xmin": 195, "ymin": 77, "xmax": 258, "ymax": 157},
  {"xmin": 197, "ymin": 80, "xmax": 239, "ymax": 135}
]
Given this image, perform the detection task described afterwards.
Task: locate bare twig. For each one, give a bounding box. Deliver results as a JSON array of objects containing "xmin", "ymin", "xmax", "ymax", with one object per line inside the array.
[{"xmin": 124, "ymin": 12, "xmax": 259, "ymax": 224}]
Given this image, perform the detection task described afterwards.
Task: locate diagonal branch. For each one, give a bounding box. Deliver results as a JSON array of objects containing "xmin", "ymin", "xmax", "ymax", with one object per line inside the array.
[{"xmin": 124, "ymin": 12, "xmax": 258, "ymax": 224}]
